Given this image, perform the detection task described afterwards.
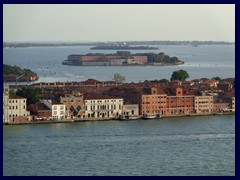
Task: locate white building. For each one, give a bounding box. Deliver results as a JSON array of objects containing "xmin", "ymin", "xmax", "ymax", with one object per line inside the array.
[
  {"xmin": 41, "ymin": 99, "xmax": 66, "ymax": 120},
  {"xmin": 3, "ymin": 83, "xmax": 30, "ymax": 123},
  {"xmin": 8, "ymin": 94, "xmax": 30, "ymax": 123},
  {"xmin": 194, "ymin": 96, "xmax": 213, "ymax": 114},
  {"xmin": 3, "ymin": 83, "xmax": 9, "ymax": 123},
  {"xmin": 122, "ymin": 104, "xmax": 139, "ymax": 119},
  {"xmin": 84, "ymin": 93, "xmax": 123, "ymax": 119},
  {"xmin": 231, "ymin": 97, "xmax": 235, "ymax": 112}
]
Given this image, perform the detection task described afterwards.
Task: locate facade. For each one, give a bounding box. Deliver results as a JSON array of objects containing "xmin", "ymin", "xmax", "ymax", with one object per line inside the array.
[
  {"xmin": 3, "ymin": 83, "xmax": 9, "ymax": 123},
  {"xmin": 122, "ymin": 104, "xmax": 139, "ymax": 118},
  {"xmin": 194, "ymin": 96, "xmax": 213, "ymax": 114},
  {"xmin": 231, "ymin": 97, "xmax": 235, "ymax": 112},
  {"xmin": 8, "ymin": 94, "xmax": 30, "ymax": 123},
  {"xmin": 41, "ymin": 99, "xmax": 66, "ymax": 120},
  {"xmin": 165, "ymin": 88, "xmax": 194, "ymax": 115},
  {"xmin": 140, "ymin": 94, "xmax": 167, "ymax": 116},
  {"xmin": 63, "ymin": 52, "xmax": 148, "ymax": 66},
  {"xmin": 213, "ymin": 102, "xmax": 231, "ymax": 113},
  {"xmin": 60, "ymin": 94, "xmax": 84, "ymax": 118},
  {"xmin": 84, "ymin": 93, "xmax": 123, "ymax": 119}
]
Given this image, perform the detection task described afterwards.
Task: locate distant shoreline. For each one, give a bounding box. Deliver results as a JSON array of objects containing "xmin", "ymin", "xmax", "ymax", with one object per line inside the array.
[
  {"xmin": 3, "ymin": 112, "xmax": 235, "ymax": 125},
  {"xmin": 3, "ymin": 41, "xmax": 235, "ymax": 48}
]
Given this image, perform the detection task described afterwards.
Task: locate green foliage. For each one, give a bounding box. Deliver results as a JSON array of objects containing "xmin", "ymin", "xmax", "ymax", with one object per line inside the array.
[
  {"xmin": 170, "ymin": 69, "xmax": 189, "ymax": 82},
  {"xmin": 113, "ymin": 73, "xmax": 126, "ymax": 83},
  {"xmin": 145, "ymin": 52, "xmax": 181, "ymax": 64},
  {"xmin": 3, "ymin": 64, "xmax": 37, "ymax": 77},
  {"xmin": 159, "ymin": 79, "xmax": 170, "ymax": 84},
  {"xmin": 16, "ymin": 87, "xmax": 42, "ymax": 105},
  {"xmin": 212, "ymin": 77, "xmax": 221, "ymax": 81}
]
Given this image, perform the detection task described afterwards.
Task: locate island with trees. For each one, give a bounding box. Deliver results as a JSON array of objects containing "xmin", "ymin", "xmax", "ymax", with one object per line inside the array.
[
  {"xmin": 62, "ymin": 51, "xmax": 184, "ymax": 66},
  {"xmin": 3, "ymin": 64, "xmax": 39, "ymax": 82}
]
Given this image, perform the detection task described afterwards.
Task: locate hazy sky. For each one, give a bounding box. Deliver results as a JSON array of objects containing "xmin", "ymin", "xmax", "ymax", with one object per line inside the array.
[{"xmin": 3, "ymin": 4, "xmax": 235, "ymax": 42}]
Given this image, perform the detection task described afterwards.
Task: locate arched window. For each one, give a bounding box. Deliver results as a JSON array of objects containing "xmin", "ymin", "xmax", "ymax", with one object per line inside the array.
[
  {"xmin": 70, "ymin": 106, "xmax": 74, "ymax": 111},
  {"xmin": 77, "ymin": 106, "xmax": 81, "ymax": 111}
]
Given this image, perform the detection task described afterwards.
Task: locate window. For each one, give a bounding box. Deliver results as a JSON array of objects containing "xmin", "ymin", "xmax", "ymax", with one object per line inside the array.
[
  {"xmin": 54, "ymin": 111, "xmax": 57, "ymax": 115},
  {"xmin": 77, "ymin": 106, "xmax": 81, "ymax": 111},
  {"xmin": 13, "ymin": 106, "xmax": 14, "ymax": 109},
  {"xmin": 9, "ymin": 106, "xmax": 11, "ymax": 109},
  {"xmin": 23, "ymin": 106, "xmax": 25, "ymax": 109},
  {"xmin": 16, "ymin": 106, "xmax": 18, "ymax": 109},
  {"xmin": 9, "ymin": 100, "xmax": 11, "ymax": 103}
]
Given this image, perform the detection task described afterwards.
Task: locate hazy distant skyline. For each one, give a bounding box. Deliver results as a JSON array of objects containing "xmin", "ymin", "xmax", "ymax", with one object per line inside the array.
[{"xmin": 3, "ymin": 4, "xmax": 235, "ymax": 42}]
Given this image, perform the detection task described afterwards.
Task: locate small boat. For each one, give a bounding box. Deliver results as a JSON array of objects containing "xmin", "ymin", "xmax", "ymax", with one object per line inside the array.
[
  {"xmin": 127, "ymin": 115, "xmax": 139, "ymax": 120},
  {"xmin": 143, "ymin": 114, "xmax": 162, "ymax": 119}
]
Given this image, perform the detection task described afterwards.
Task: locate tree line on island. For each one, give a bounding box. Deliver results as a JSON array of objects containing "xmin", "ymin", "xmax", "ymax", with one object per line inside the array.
[{"xmin": 3, "ymin": 64, "xmax": 37, "ymax": 77}]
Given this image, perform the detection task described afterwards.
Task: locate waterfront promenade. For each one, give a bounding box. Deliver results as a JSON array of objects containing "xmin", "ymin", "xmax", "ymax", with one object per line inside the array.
[{"xmin": 3, "ymin": 112, "xmax": 234, "ymax": 125}]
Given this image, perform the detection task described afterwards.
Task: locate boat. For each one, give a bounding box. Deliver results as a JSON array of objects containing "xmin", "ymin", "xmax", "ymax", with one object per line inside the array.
[
  {"xmin": 143, "ymin": 114, "xmax": 162, "ymax": 119},
  {"xmin": 118, "ymin": 115, "xmax": 139, "ymax": 120},
  {"xmin": 127, "ymin": 115, "xmax": 139, "ymax": 120}
]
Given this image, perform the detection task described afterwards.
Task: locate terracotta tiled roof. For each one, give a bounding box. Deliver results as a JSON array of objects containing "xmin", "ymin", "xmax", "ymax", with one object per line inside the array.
[
  {"xmin": 9, "ymin": 94, "xmax": 25, "ymax": 99},
  {"xmin": 36, "ymin": 102, "xmax": 51, "ymax": 111},
  {"xmin": 84, "ymin": 92, "xmax": 123, "ymax": 100},
  {"xmin": 51, "ymin": 100, "xmax": 64, "ymax": 105}
]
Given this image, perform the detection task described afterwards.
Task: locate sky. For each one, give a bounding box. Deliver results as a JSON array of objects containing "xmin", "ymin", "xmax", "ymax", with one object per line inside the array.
[{"xmin": 3, "ymin": 4, "xmax": 235, "ymax": 42}]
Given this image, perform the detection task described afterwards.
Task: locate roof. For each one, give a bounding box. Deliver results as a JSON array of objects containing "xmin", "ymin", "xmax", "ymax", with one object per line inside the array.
[
  {"xmin": 36, "ymin": 102, "xmax": 51, "ymax": 111},
  {"xmin": 51, "ymin": 100, "xmax": 64, "ymax": 105},
  {"xmin": 84, "ymin": 92, "xmax": 123, "ymax": 100},
  {"xmin": 9, "ymin": 94, "xmax": 25, "ymax": 99}
]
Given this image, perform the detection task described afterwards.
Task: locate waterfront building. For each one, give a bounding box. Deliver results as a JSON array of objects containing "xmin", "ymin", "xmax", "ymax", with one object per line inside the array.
[
  {"xmin": 28, "ymin": 102, "xmax": 52, "ymax": 120},
  {"xmin": 140, "ymin": 87, "xmax": 167, "ymax": 116},
  {"xmin": 166, "ymin": 87, "xmax": 195, "ymax": 115},
  {"xmin": 84, "ymin": 92, "xmax": 123, "ymax": 119},
  {"xmin": 213, "ymin": 102, "xmax": 231, "ymax": 113},
  {"xmin": 41, "ymin": 99, "xmax": 66, "ymax": 120},
  {"xmin": 60, "ymin": 94, "xmax": 84, "ymax": 118},
  {"xmin": 194, "ymin": 96, "xmax": 214, "ymax": 114},
  {"xmin": 8, "ymin": 94, "xmax": 30, "ymax": 123},
  {"xmin": 3, "ymin": 83, "xmax": 9, "ymax": 123},
  {"xmin": 122, "ymin": 104, "xmax": 139, "ymax": 119},
  {"xmin": 231, "ymin": 96, "xmax": 235, "ymax": 112},
  {"xmin": 62, "ymin": 52, "xmax": 148, "ymax": 66}
]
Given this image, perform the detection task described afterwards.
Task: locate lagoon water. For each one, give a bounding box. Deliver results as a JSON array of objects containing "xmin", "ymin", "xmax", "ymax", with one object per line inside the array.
[
  {"xmin": 3, "ymin": 45, "xmax": 235, "ymax": 83},
  {"xmin": 3, "ymin": 115, "xmax": 235, "ymax": 176},
  {"xmin": 3, "ymin": 45, "xmax": 235, "ymax": 176}
]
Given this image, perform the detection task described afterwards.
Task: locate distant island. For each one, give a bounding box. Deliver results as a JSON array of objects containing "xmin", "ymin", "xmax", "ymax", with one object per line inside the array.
[
  {"xmin": 3, "ymin": 64, "xmax": 39, "ymax": 82},
  {"xmin": 90, "ymin": 45, "xmax": 158, "ymax": 50},
  {"xmin": 62, "ymin": 51, "xmax": 184, "ymax": 66},
  {"xmin": 3, "ymin": 41, "xmax": 235, "ymax": 48}
]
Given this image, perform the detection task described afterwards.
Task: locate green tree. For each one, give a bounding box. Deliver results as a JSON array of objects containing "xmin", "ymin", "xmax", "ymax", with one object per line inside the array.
[
  {"xmin": 113, "ymin": 73, "xmax": 126, "ymax": 83},
  {"xmin": 212, "ymin": 77, "xmax": 221, "ymax": 81},
  {"xmin": 170, "ymin": 69, "xmax": 189, "ymax": 82},
  {"xmin": 159, "ymin": 79, "xmax": 169, "ymax": 84},
  {"xmin": 16, "ymin": 87, "xmax": 42, "ymax": 105}
]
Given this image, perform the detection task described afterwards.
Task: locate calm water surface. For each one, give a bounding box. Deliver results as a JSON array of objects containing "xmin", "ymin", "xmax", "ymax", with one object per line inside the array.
[
  {"xmin": 3, "ymin": 115, "xmax": 235, "ymax": 176},
  {"xmin": 3, "ymin": 45, "xmax": 235, "ymax": 83}
]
